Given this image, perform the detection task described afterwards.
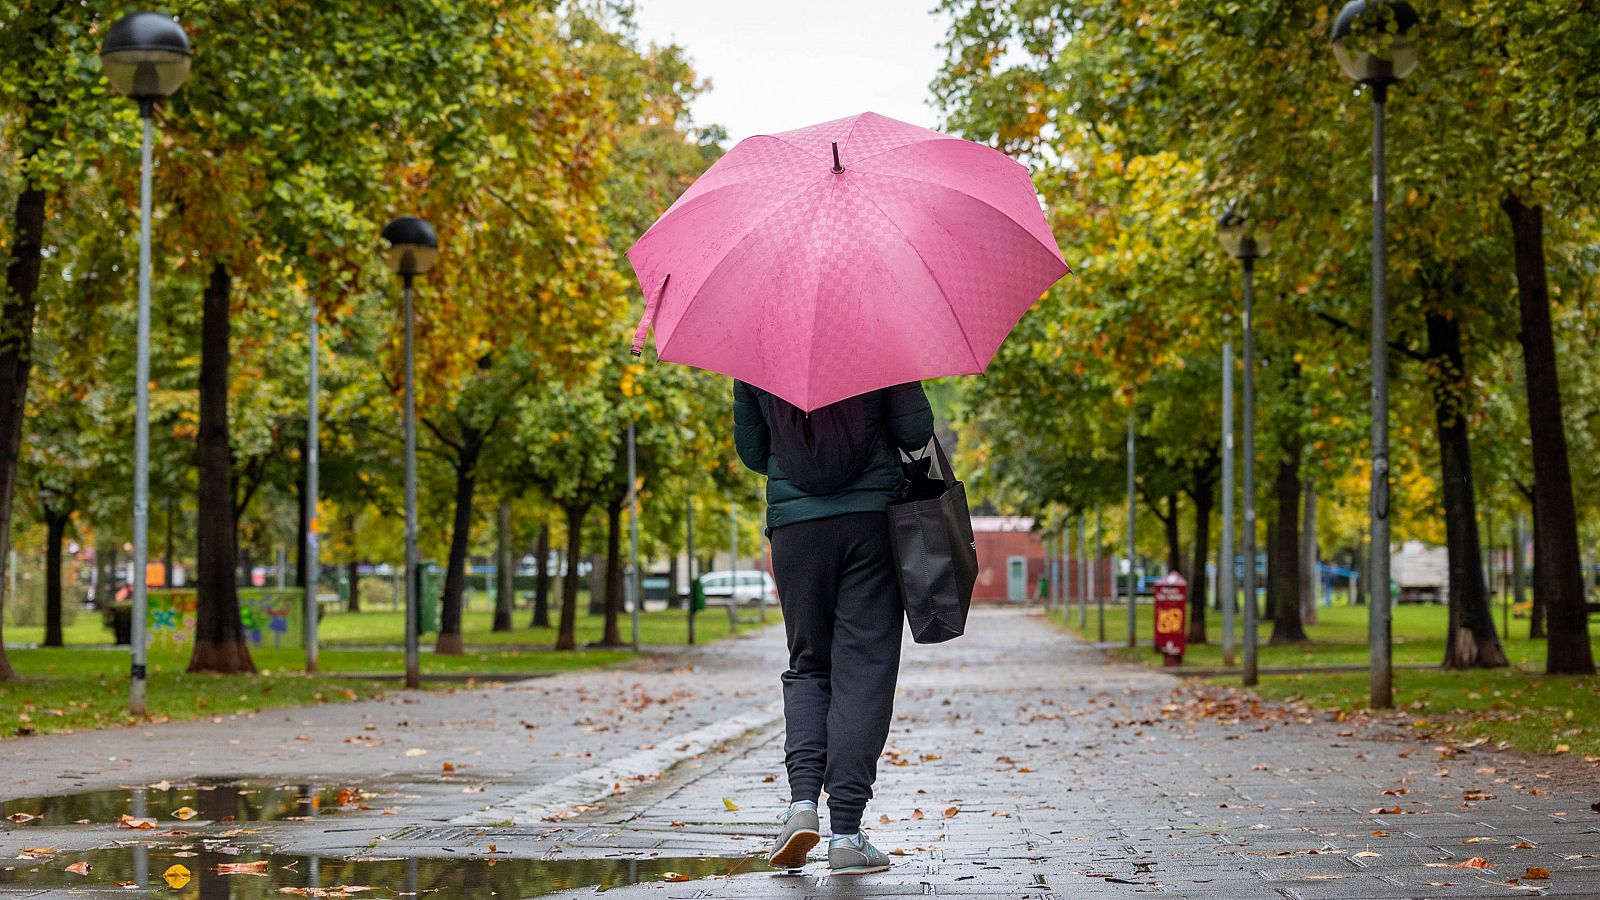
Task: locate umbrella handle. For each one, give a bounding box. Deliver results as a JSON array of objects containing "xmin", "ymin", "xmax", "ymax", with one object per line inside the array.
[{"xmin": 630, "ymin": 273, "xmax": 670, "ymax": 357}]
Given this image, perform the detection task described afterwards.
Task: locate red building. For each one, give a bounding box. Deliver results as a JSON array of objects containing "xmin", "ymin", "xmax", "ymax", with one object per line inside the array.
[
  {"xmin": 972, "ymin": 516, "xmax": 1046, "ymax": 603},
  {"xmin": 972, "ymin": 516, "xmax": 1116, "ymax": 604}
]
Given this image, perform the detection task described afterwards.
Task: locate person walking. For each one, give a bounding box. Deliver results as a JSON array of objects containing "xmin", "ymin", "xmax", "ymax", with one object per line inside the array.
[{"xmin": 734, "ymin": 378, "xmax": 933, "ymax": 875}]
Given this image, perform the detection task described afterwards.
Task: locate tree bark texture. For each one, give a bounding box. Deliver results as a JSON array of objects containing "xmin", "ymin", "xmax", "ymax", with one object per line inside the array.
[
  {"xmin": 493, "ymin": 498, "xmax": 514, "ymax": 632},
  {"xmin": 436, "ymin": 438, "xmax": 480, "ymax": 655},
  {"xmin": 531, "ymin": 521, "xmax": 552, "ymax": 628},
  {"xmin": 1502, "ymin": 194, "xmax": 1593, "ymax": 674},
  {"xmin": 0, "ymin": 182, "xmax": 47, "ymax": 680},
  {"xmin": 1187, "ymin": 456, "xmax": 1216, "ymax": 644},
  {"xmin": 1426, "ymin": 310, "xmax": 1508, "ymax": 668},
  {"xmin": 1268, "ymin": 434, "xmax": 1308, "ymax": 644},
  {"xmin": 190, "ymin": 262, "xmax": 255, "ymax": 674},
  {"xmin": 43, "ymin": 509, "xmax": 68, "ymax": 648},
  {"xmin": 597, "ymin": 496, "xmax": 625, "ymax": 647},
  {"xmin": 556, "ymin": 504, "xmax": 587, "ymax": 650}
]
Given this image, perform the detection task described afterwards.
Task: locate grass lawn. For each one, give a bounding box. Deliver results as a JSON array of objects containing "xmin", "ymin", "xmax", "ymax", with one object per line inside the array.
[
  {"xmin": 1054, "ymin": 599, "xmax": 1600, "ymax": 758},
  {"xmin": 1, "ymin": 593, "xmax": 772, "ymax": 740}
]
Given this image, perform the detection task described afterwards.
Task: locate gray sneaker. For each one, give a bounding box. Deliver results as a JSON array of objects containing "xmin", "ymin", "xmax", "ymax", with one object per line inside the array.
[
  {"xmin": 828, "ymin": 834, "xmax": 890, "ymax": 875},
  {"xmin": 768, "ymin": 805, "xmax": 821, "ymax": 869}
]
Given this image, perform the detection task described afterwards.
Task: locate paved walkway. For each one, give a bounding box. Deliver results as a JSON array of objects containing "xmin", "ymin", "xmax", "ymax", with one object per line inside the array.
[{"xmin": 3, "ymin": 608, "xmax": 1597, "ymax": 899}]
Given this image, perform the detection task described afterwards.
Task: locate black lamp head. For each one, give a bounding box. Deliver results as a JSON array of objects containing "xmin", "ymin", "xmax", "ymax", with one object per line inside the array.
[
  {"xmin": 100, "ymin": 12, "xmax": 192, "ymax": 101},
  {"xmin": 381, "ymin": 216, "xmax": 439, "ymax": 277}
]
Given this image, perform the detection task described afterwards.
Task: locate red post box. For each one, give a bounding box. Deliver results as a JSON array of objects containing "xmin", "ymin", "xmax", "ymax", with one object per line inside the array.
[{"xmin": 1152, "ymin": 571, "xmax": 1187, "ymax": 666}]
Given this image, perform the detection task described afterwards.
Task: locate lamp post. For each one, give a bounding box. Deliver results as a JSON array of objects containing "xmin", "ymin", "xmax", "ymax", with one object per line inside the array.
[
  {"xmin": 1220, "ymin": 339, "xmax": 1236, "ymax": 668},
  {"xmin": 305, "ymin": 290, "xmax": 320, "ymax": 673},
  {"xmin": 1217, "ymin": 206, "xmax": 1270, "ymax": 687},
  {"xmin": 101, "ymin": 11, "xmax": 191, "ymax": 717},
  {"xmin": 381, "ymin": 215, "xmax": 438, "ymax": 691},
  {"xmin": 1125, "ymin": 407, "xmax": 1136, "ymax": 648},
  {"xmin": 1332, "ymin": 0, "xmax": 1418, "ymax": 710}
]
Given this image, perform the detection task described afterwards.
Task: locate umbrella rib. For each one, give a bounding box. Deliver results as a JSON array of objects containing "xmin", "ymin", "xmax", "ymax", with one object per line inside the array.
[
  {"xmin": 841, "ymin": 179, "xmax": 983, "ymax": 374},
  {"xmin": 847, "ymin": 168, "xmax": 1067, "ymax": 264},
  {"xmin": 654, "ymin": 175, "xmax": 832, "ymax": 363}
]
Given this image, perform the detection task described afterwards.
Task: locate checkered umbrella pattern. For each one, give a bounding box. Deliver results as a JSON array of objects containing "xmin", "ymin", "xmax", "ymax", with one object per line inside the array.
[{"xmin": 627, "ymin": 111, "xmax": 1070, "ymax": 411}]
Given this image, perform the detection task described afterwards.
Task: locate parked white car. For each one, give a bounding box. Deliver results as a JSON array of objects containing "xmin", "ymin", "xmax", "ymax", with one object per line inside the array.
[{"xmin": 699, "ymin": 569, "xmax": 777, "ymax": 606}]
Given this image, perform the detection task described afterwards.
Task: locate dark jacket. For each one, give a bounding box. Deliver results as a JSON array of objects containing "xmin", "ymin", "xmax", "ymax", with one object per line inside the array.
[{"xmin": 734, "ymin": 381, "xmax": 935, "ymax": 530}]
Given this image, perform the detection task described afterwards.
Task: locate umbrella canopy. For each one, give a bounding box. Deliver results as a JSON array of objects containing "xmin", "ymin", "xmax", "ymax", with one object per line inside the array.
[{"xmin": 628, "ymin": 111, "xmax": 1069, "ymax": 411}]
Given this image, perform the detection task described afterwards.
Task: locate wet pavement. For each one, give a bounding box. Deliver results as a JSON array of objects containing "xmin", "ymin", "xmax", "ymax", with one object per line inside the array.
[{"xmin": 3, "ymin": 608, "xmax": 1598, "ymax": 898}]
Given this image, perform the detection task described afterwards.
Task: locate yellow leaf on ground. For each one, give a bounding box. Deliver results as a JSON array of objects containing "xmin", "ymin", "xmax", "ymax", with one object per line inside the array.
[{"xmin": 721, "ymin": 798, "xmax": 738, "ymax": 811}]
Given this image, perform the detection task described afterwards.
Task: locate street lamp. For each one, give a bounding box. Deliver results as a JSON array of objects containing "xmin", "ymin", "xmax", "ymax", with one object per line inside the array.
[
  {"xmin": 381, "ymin": 215, "xmax": 438, "ymax": 690},
  {"xmin": 1217, "ymin": 205, "xmax": 1269, "ymax": 688},
  {"xmin": 101, "ymin": 11, "xmax": 191, "ymax": 717},
  {"xmin": 1332, "ymin": 0, "xmax": 1418, "ymax": 710}
]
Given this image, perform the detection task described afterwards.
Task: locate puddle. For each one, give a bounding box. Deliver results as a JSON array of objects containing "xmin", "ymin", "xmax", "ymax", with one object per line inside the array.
[
  {"xmin": 3, "ymin": 780, "xmax": 368, "ymax": 826},
  {"xmin": 0, "ymin": 847, "xmax": 770, "ymax": 896}
]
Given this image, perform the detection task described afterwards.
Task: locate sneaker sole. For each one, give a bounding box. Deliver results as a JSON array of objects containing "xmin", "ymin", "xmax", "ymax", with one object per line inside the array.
[
  {"xmin": 768, "ymin": 829, "xmax": 820, "ymax": 869},
  {"xmin": 829, "ymin": 863, "xmax": 890, "ymax": 876}
]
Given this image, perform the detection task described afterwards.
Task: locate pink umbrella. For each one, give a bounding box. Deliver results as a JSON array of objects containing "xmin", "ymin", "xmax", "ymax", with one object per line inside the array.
[{"xmin": 628, "ymin": 111, "xmax": 1069, "ymax": 411}]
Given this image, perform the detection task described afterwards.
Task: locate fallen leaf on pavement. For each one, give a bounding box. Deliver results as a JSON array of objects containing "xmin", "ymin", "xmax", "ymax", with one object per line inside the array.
[
  {"xmin": 7, "ymin": 813, "xmax": 38, "ymax": 824},
  {"xmin": 1371, "ymin": 830, "xmax": 1390, "ymax": 837},
  {"xmin": 164, "ymin": 865, "xmax": 192, "ymax": 889},
  {"xmin": 1380, "ymin": 788, "xmax": 1410, "ymax": 796},
  {"xmin": 65, "ymin": 861, "xmax": 91, "ymax": 875},
  {"xmin": 404, "ymin": 748, "xmax": 427, "ymax": 757},
  {"xmin": 441, "ymin": 762, "xmax": 455, "ymax": 772},
  {"xmin": 149, "ymin": 780, "xmax": 172, "ymax": 791},
  {"xmin": 879, "ymin": 814, "xmax": 891, "ymax": 824},
  {"xmin": 1454, "ymin": 857, "xmax": 1492, "ymax": 869},
  {"xmin": 172, "ymin": 807, "xmax": 198, "ymax": 820},
  {"xmin": 721, "ymin": 798, "xmax": 738, "ymax": 811},
  {"xmin": 1464, "ymin": 837, "xmax": 1495, "ymax": 844},
  {"xmin": 1353, "ymin": 851, "xmax": 1381, "ymax": 859},
  {"xmin": 910, "ymin": 809, "xmax": 924, "ymax": 820},
  {"xmin": 217, "ymin": 861, "xmax": 270, "ymax": 875},
  {"xmin": 277, "ymin": 887, "xmax": 371, "ymax": 897},
  {"xmin": 1525, "ymin": 867, "xmax": 1552, "ymax": 880},
  {"xmin": 118, "ymin": 815, "xmax": 155, "ymax": 830},
  {"xmin": 943, "ymin": 806, "xmax": 960, "ymax": 818},
  {"xmin": 762, "ymin": 775, "xmax": 775, "ymax": 783},
  {"xmin": 659, "ymin": 872, "xmax": 690, "ymax": 882},
  {"xmin": 1513, "ymin": 841, "xmax": 1539, "ymax": 849},
  {"xmin": 668, "ymin": 821, "xmax": 685, "ymax": 827},
  {"xmin": 1422, "ymin": 882, "xmax": 1459, "ymax": 887},
  {"xmin": 890, "ymin": 849, "xmax": 908, "ymax": 856}
]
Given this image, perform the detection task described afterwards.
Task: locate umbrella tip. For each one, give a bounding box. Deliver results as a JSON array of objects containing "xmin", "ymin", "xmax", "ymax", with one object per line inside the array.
[{"xmin": 831, "ymin": 142, "xmax": 843, "ymax": 174}]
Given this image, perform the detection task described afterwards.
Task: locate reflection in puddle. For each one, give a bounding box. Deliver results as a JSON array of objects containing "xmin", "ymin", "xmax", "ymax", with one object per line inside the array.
[
  {"xmin": 0, "ymin": 848, "xmax": 769, "ymax": 896},
  {"xmin": 3, "ymin": 780, "xmax": 362, "ymax": 826}
]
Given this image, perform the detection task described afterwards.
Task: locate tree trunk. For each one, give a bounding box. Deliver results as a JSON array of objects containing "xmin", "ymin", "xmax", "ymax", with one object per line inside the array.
[
  {"xmin": 1268, "ymin": 434, "xmax": 1308, "ymax": 644},
  {"xmin": 556, "ymin": 503, "xmax": 587, "ymax": 650},
  {"xmin": 1187, "ymin": 464, "xmax": 1214, "ymax": 644},
  {"xmin": 1528, "ymin": 489, "xmax": 1547, "ymax": 639},
  {"xmin": 493, "ymin": 498, "xmax": 514, "ymax": 632},
  {"xmin": 294, "ymin": 437, "xmax": 308, "ymax": 588},
  {"xmin": 436, "ymin": 445, "xmax": 480, "ymax": 655},
  {"xmin": 0, "ymin": 182, "xmax": 47, "ymax": 681},
  {"xmin": 190, "ymin": 262, "xmax": 255, "ymax": 674},
  {"xmin": 531, "ymin": 521, "xmax": 552, "ymax": 628},
  {"xmin": 43, "ymin": 509, "xmax": 68, "ymax": 648},
  {"xmin": 596, "ymin": 496, "xmax": 625, "ymax": 647},
  {"xmin": 1426, "ymin": 310, "xmax": 1508, "ymax": 668},
  {"xmin": 1300, "ymin": 479, "xmax": 1318, "ymax": 627},
  {"xmin": 1162, "ymin": 493, "xmax": 1181, "ymax": 574},
  {"xmin": 1502, "ymin": 194, "xmax": 1594, "ymax": 675},
  {"xmin": 346, "ymin": 557, "xmax": 361, "ymax": 613}
]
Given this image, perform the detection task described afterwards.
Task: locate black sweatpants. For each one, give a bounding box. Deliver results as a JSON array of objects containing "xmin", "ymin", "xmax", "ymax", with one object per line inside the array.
[{"xmin": 769, "ymin": 511, "xmax": 903, "ymax": 836}]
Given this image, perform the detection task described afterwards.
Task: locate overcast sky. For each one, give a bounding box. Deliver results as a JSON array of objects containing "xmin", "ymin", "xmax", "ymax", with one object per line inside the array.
[{"xmin": 631, "ymin": 0, "xmax": 952, "ymax": 145}]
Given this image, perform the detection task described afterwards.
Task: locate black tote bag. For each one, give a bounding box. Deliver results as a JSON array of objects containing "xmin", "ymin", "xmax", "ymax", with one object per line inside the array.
[{"xmin": 889, "ymin": 436, "xmax": 978, "ymax": 644}]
